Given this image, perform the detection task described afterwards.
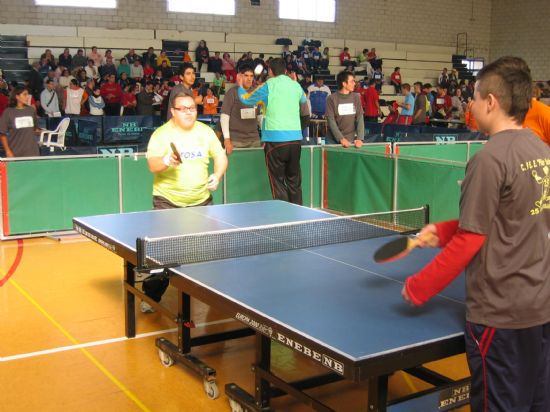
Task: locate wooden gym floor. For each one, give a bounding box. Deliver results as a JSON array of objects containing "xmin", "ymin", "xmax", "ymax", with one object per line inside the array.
[{"xmin": 0, "ymin": 237, "xmax": 470, "ymax": 411}]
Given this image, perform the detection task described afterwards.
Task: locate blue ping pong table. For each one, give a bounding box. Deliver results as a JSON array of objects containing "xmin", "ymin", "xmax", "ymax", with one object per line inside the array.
[{"xmin": 73, "ymin": 200, "xmax": 469, "ymax": 412}]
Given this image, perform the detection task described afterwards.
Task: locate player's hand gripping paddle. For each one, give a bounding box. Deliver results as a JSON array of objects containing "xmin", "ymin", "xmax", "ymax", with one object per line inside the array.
[
  {"xmin": 373, "ymin": 233, "xmax": 436, "ymax": 264},
  {"xmin": 170, "ymin": 142, "xmax": 182, "ymax": 163}
]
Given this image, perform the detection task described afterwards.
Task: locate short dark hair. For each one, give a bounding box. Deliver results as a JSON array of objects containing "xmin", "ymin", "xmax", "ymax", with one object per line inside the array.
[
  {"xmin": 336, "ymin": 70, "xmax": 354, "ymax": 89},
  {"xmin": 394, "ymin": 67, "xmax": 400, "ymax": 71},
  {"xmin": 402, "ymin": 83, "xmax": 411, "ymax": 91},
  {"xmin": 475, "ymin": 56, "xmax": 532, "ymax": 124},
  {"xmin": 413, "ymin": 81, "xmax": 423, "ymax": 88},
  {"xmin": 171, "ymin": 92, "xmax": 195, "ymax": 108},
  {"xmin": 239, "ymin": 64, "xmax": 254, "ymax": 74},
  {"xmin": 179, "ymin": 62, "xmax": 195, "ymax": 75},
  {"xmin": 423, "ymin": 83, "xmax": 432, "ymax": 89},
  {"xmin": 269, "ymin": 58, "xmax": 286, "ymax": 76},
  {"xmin": 368, "ymin": 79, "xmax": 376, "ymax": 86}
]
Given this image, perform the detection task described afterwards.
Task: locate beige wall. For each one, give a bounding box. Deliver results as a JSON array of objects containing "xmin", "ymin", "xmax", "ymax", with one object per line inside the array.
[
  {"xmin": 490, "ymin": 0, "xmax": 550, "ymax": 80},
  {"xmin": 0, "ymin": 0, "xmax": 491, "ymax": 60}
]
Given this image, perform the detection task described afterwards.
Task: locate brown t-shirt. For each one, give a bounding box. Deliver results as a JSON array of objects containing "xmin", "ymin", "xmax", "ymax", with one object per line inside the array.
[
  {"xmin": 0, "ymin": 106, "xmax": 39, "ymax": 157},
  {"xmin": 459, "ymin": 128, "xmax": 550, "ymax": 329},
  {"xmin": 325, "ymin": 92, "xmax": 364, "ymax": 141},
  {"xmin": 220, "ymin": 86, "xmax": 260, "ymax": 144}
]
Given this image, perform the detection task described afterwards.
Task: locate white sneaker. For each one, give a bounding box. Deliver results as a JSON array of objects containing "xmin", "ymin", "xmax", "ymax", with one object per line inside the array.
[{"xmin": 140, "ymin": 301, "xmax": 155, "ymax": 313}]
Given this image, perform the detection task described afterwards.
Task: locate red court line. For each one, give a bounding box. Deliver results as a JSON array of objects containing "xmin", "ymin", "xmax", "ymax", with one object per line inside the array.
[
  {"xmin": 0, "ymin": 162, "xmax": 9, "ymax": 236},
  {"xmin": 0, "ymin": 239, "xmax": 24, "ymax": 287}
]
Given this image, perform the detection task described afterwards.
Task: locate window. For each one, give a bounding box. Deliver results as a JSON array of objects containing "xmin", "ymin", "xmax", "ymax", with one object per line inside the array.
[
  {"xmin": 167, "ymin": 0, "xmax": 235, "ymax": 15},
  {"xmin": 462, "ymin": 59, "xmax": 484, "ymax": 76},
  {"xmin": 35, "ymin": 0, "xmax": 116, "ymax": 7},
  {"xmin": 279, "ymin": 0, "xmax": 335, "ymax": 22}
]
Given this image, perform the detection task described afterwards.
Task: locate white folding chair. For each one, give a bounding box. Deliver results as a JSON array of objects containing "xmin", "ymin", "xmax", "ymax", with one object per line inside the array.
[{"xmin": 39, "ymin": 117, "xmax": 70, "ymax": 152}]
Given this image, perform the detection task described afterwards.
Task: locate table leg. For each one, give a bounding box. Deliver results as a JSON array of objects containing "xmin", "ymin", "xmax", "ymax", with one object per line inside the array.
[
  {"xmin": 368, "ymin": 375, "xmax": 389, "ymax": 412},
  {"xmin": 254, "ymin": 334, "xmax": 271, "ymax": 409},
  {"xmin": 124, "ymin": 261, "xmax": 136, "ymax": 338}
]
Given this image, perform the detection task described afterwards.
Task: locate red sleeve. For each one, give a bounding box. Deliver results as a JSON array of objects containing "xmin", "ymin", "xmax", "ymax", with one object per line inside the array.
[
  {"xmin": 434, "ymin": 219, "xmax": 459, "ymax": 247},
  {"xmin": 405, "ymin": 229, "xmax": 486, "ymax": 305}
]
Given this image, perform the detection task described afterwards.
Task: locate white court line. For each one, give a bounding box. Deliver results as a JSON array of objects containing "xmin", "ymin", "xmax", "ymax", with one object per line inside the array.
[{"xmin": 0, "ymin": 318, "xmax": 236, "ymax": 362}]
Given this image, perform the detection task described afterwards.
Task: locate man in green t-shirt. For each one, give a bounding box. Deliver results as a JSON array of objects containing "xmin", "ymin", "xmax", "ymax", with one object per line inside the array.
[{"xmin": 141, "ymin": 93, "xmax": 228, "ymax": 312}]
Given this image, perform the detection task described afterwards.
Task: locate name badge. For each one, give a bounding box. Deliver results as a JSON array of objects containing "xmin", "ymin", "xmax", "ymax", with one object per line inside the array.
[
  {"xmin": 15, "ymin": 116, "xmax": 34, "ymax": 129},
  {"xmin": 395, "ymin": 75, "xmax": 400, "ymax": 80},
  {"xmin": 206, "ymin": 98, "xmax": 215, "ymax": 104},
  {"xmin": 240, "ymin": 107, "xmax": 256, "ymax": 120},
  {"xmin": 338, "ymin": 103, "xmax": 356, "ymax": 116},
  {"xmin": 436, "ymin": 98, "xmax": 445, "ymax": 105}
]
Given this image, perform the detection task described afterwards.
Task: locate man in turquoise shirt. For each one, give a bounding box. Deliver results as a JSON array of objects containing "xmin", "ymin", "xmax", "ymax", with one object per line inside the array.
[
  {"xmin": 398, "ymin": 83, "xmax": 416, "ymax": 125},
  {"xmin": 237, "ymin": 58, "xmax": 307, "ymax": 205}
]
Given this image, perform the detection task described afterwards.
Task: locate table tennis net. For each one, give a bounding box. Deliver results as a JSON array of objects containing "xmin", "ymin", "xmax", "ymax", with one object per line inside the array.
[{"xmin": 136, "ymin": 206, "xmax": 427, "ymax": 269}]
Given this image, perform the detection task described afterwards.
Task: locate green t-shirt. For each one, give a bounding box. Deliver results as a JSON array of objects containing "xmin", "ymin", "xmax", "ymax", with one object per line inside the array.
[{"xmin": 146, "ymin": 120, "xmax": 225, "ymax": 206}]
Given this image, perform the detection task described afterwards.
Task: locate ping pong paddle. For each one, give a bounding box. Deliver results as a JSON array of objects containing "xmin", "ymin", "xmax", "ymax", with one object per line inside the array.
[
  {"xmin": 373, "ymin": 233, "xmax": 436, "ymax": 264},
  {"xmin": 170, "ymin": 142, "xmax": 182, "ymax": 163}
]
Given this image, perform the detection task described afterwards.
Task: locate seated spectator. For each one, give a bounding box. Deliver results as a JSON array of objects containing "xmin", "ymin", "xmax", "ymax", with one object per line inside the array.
[
  {"xmin": 0, "ymin": 80, "xmax": 9, "ymax": 117},
  {"xmin": 307, "ymin": 76, "xmax": 331, "ymax": 117},
  {"xmin": 182, "ymin": 51, "xmax": 192, "ymax": 63},
  {"xmin": 367, "ymin": 48, "xmax": 382, "ymax": 70},
  {"xmin": 40, "ymin": 79, "xmax": 61, "ymax": 117},
  {"xmin": 88, "ymin": 87, "xmax": 105, "ymax": 116},
  {"xmin": 299, "ymin": 73, "xmax": 313, "ymax": 92},
  {"xmin": 99, "ymin": 57, "xmax": 117, "ymax": 79},
  {"xmin": 309, "ymin": 46, "xmax": 321, "ymax": 72},
  {"xmin": 58, "ymin": 48, "xmax": 72, "ymax": 71},
  {"xmin": 381, "ymin": 101, "xmax": 400, "ymax": 130},
  {"xmin": 390, "ymin": 67, "xmax": 402, "ymax": 94},
  {"xmin": 88, "ymin": 47, "xmax": 102, "ymax": 67},
  {"xmin": 438, "ymin": 68, "xmax": 449, "ymax": 88},
  {"xmin": 76, "ymin": 69, "xmax": 88, "ymax": 88},
  {"xmin": 152, "ymin": 83, "xmax": 163, "ymax": 114},
  {"xmin": 156, "ymin": 50, "xmax": 171, "ymax": 68},
  {"xmin": 433, "ymin": 85, "xmax": 452, "ymax": 119},
  {"xmin": 397, "ymin": 83, "xmax": 415, "ymax": 124},
  {"xmin": 282, "ymin": 45, "xmax": 292, "ymax": 60},
  {"xmin": 64, "ymin": 79, "xmax": 87, "ymax": 115},
  {"xmin": 296, "ymin": 56, "xmax": 310, "ymax": 77},
  {"xmin": 357, "ymin": 48, "xmax": 369, "ymax": 67},
  {"xmin": 121, "ymin": 84, "xmax": 137, "ymax": 115},
  {"xmin": 209, "ymin": 51, "xmax": 223, "ymax": 74},
  {"xmin": 136, "ymin": 81, "xmax": 154, "ymax": 115},
  {"xmin": 43, "ymin": 70, "xmax": 57, "ymax": 87},
  {"xmin": 143, "ymin": 63, "xmax": 155, "ymax": 81},
  {"xmin": 320, "ymin": 47, "xmax": 330, "ymax": 70},
  {"xmin": 102, "ymin": 49, "xmax": 114, "ymax": 66},
  {"xmin": 100, "ymin": 74, "xmax": 122, "ymax": 116},
  {"xmin": 158, "ymin": 80, "xmax": 172, "ymax": 120},
  {"xmin": 41, "ymin": 49, "xmax": 56, "ymax": 69},
  {"xmin": 125, "ymin": 48, "xmax": 140, "ymax": 65},
  {"xmin": 117, "ymin": 58, "xmax": 131, "ymax": 79},
  {"xmin": 153, "ymin": 70, "xmax": 163, "ymax": 84},
  {"xmin": 212, "ymin": 72, "xmax": 226, "ymax": 98},
  {"xmin": 118, "ymin": 72, "xmax": 130, "ymax": 89},
  {"xmin": 72, "ymin": 49, "xmax": 87, "ymax": 70},
  {"xmin": 195, "ymin": 40, "xmax": 209, "ymax": 72},
  {"xmin": 130, "ymin": 60, "xmax": 144, "ymax": 83},
  {"xmin": 448, "ymin": 68, "xmax": 458, "ymax": 84},
  {"xmin": 142, "ymin": 47, "xmax": 157, "ymax": 68},
  {"xmin": 38, "ymin": 57, "xmax": 52, "ymax": 78},
  {"xmin": 85, "ymin": 59, "xmax": 99, "ymax": 81},
  {"xmin": 222, "ymin": 52, "xmax": 236, "ymax": 82},
  {"xmin": 339, "ymin": 47, "xmax": 355, "ymax": 68},
  {"xmin": 372, "ymin": 67, "xmax": 384, "ymax": 92},
  {"xmin": 58, "ymin": 68, "xmax": 74, "ymax": 89},
  {"xmin": 202, "ymin": 88, "xmax": 219, "ymax": 115},
  {"xmin": 159, "ymin": 61, "xmax": 173, "ymax": 79}
]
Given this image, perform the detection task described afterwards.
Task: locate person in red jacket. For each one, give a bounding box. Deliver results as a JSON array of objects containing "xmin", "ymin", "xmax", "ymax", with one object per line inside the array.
[
  {"xmin": 402, "ymin": 56, "xmax": 550, "ymax": 412},
  {"xmin": 361, "ymin": 79, "xmax": 380, "ymax": 123},
  {"xmin": 433, "ymin": 86, "xmax": 452, "ymax": 119},
  {"xmin": 100, "ymin": 74, "xmax": 122, "ymax": 116}
]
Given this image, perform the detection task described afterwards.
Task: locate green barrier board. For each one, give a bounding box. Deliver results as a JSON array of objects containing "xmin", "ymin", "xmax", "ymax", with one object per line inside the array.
[
  {"xmin": 396, "ymin": 144, "xmax": 469, "ymax": 162},
  {"xmin": 121, "ymin": 156, "xmax": 154, "ymax": 212}
]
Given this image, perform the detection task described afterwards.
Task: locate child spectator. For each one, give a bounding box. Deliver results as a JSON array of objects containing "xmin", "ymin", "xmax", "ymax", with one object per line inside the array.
[
  {"xmin": 121, "ymin": 84, "xmax": 137, "ymax": 115},
  {"xmin": 202, "ymin": 88, "xmax": 219, "ymax": 115},
  {"xmin": 222, "ymin": 52, "xmax": 236, "ymax": 82},
  {"xmin": 212, "ymin": 72, "xmax": 226, "ymax": 98},
  {"xmin": 390, "ymin": 67, "xmax": 402, "ymax": 94},
  {"xmin": 372, "ymin": 67, "xmax": 384, "ymax": 92},
  {"xmin": 88, "ymin": 87, "xmax": 105, "ymax": 116},
  {"xmin": 195, "ymin": 40, "xmax": 209, "ymax": 72}
]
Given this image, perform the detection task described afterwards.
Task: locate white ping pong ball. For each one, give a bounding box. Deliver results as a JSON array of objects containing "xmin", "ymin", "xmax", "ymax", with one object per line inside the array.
[{"xmin": 254, "ymin": 65, "xmax": 263, "ymax": 76}]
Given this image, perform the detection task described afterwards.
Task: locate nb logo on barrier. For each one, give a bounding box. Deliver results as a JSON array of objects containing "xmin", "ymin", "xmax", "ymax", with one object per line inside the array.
[
  {"xmin": 97, "ymin": 147, "xmax": 137, "ymax": 155},
  {"xmin": 434, "ymin": 135, "xmax": 458, "ymax": 143}
]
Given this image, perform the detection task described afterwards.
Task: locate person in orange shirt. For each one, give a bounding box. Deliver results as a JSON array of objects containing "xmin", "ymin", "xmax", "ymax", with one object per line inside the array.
[
  {"xmin": 202, "ymin": 88, "xmax": 219, "ymax": 115},
  {"xmin": 464, "ymin": 98, "xmax": 478, "ymax": 131},
  {"xmin": 523, "ymin": 87, "xmax": 550, "ymax": 146}
]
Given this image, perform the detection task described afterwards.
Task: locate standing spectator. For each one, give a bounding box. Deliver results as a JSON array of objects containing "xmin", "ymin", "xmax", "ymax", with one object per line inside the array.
[
  {"xmin": 99, "ymin": 57, "xmax": 117, "ymax": 79},
  {"xmin": 158, "ymin": 80, "xmax": 172, "ymax": 120},
  {"xmin": 118, "ymin": 72, "xmax": 130, "ymax": 89},
  {"xmin": 202, "ymin": 88, "xmax": 219, "ymax": 115},
  {"xmin": 397, "ymin": 83, "xmax": 415, "ymax": 124},
  {"xmin": 208, "ymin": 51, "xmax": 223, "ymax": 74},
  {"xmin": 136, "ymin": 81, "xmax": 155, "ymax": 115},
  {"xmin": 130, "ymin": 60, "xmax": 144, "ymax": 83},
  {"xmin": 159, "ymin": 61, "xmax": 173, "ymax": 80},
  {"xmin": 100, "ymin": 74, "xmax": 122, "ymax": 116},
  {"xmin": 167, "ymin": 63, "xmax": 202, "ymax": 120},
  {"xmin": 237, "ymin": 58, "xmax": 308, "ymax": 205},
  {"xmin": 307, "ymin": 76, "xmax": 331, "ymax": 118},
  {"xmin": 85, "ymin": 59, "xmax": 99, "ymax": 81},
  {"xmin": 0, "ymin": 80, "xmax": 9, "ymax": 117},
  {"xmin": 412, "ymin": 82, "xmax": 428, "ymax": 125},
  {"xmin": 451, "ymin": 88, "xmax": 465, "ymax": 121},
  {"xmin": 195, "ymin": 40, "xmax": 209, "ymax": 72},
  {"xmin": 423, "ymin": 83, "xmax": 435, "ymax": 117},
  {"xmin": 38, "ymin": 57, "xmax": 52, "ymax": 78},
  {"xmin": 121, "ymin": 85, "xmax": 137, "ymax": 116},
  {"xmin": 102, "ymin": 49, "xmax": 114, "ymax": 66},
  {"xmin": 325, "ymin": 70, "xmax": 364, "ymax": 147},
  {"xmin": 438, "ymin": 68, "xmax": 449, "ymax": 88},
  {"xmin": 282, "ymin": 45, "xmax": 292, "ymax": 60},
  {"xmin": 433, "ymin": 86, "xmax": 452, "ymax": 120},
  {"xmin": 212, "ymin": 72, "xmax": 226, "ymax": 98},
  {"xmin": 40, "ymin": 79, "xmax": 61, "ymax": 117},
  {"xmin": 142, "ymin": 47, "xmax": 157, "ymax": 68},
  {"xmin": 64, "ymin": 79, "xmax": 86, "ymax": 115},
  {"xmin": 143, "ymin": 63, "xmax": 155, "ymax": 82},
  {"xmin": 88, "ymin": 47, "xmax": 102, "ymax": 67},
  {"xmin": 117, "ymin": 58, "xmax": 131, "ymax": 79},
  {"xmin": 220, "ymin": 65, "xmax": 260, "ymax": 155},
  {"xmin": 156, "ymin": 50, "xmax": 171, "ymax": 68},
  {"xmin": 27, "ymin": 62, "xmax": 44, "ymax": 101},
  {"xmin": 58, "ymin": 48, "xmax": 72, "ymax": 71},
  {"xmin": 125, "ymin": 49, "xmax": 140, "ymax": 65},
  {"xmin": 390, "ymin": 67, "xmax": 402, "ymax": 94},
  {"xmin": 372, "ymin": 67, "xmax": 384, "ymax": 92},
  {"xmin": 76, "ymin": 69, "xmax": 88, "ymax": 88},
  {"xmin": 0, "ymin": 86, "xmax": 40, "ymax": 157},
  {"xmin": 41, "ymin": 49, "xmax": 56, "ymax": 69},
  {"xmin": 362, "ymin": 79, "xmax": 381, "ymax": 123},
  {"xmin": 222, "ymin": 52, "xmax": 237, "ymax": 82},
  {"xmin": 72, "ymin": 49, "xmax": 87, "ymax": 70},
  {"xmin": 88, "ymin": 87, "xmax": 105, "ymax": 116}
]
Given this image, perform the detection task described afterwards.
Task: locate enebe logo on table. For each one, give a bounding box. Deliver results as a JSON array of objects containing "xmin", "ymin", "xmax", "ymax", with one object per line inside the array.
[{"xmin": 235, "ymin": 312, "xmax": 345, "ymax": 375}]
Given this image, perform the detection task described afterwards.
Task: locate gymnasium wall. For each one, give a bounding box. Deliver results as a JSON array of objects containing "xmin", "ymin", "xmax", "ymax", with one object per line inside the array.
[
  {"xmin": 489, "ymin": 0, "xmax": 550, "ymax": 80},
  {"xmin": 0, "ymin": 0, "xmax": 491, "ymax": 60}
]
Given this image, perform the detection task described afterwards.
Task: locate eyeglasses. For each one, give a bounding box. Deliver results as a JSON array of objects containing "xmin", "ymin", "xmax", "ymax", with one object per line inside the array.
[{"xmin": 173, "ymin": 106, "xmax": 197, "ymax": 113}]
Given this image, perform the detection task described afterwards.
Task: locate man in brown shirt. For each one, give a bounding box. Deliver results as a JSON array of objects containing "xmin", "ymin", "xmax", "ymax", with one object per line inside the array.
[{"xmin": 403, "ymin": 57, "xmax": 550, "ymax": 411}]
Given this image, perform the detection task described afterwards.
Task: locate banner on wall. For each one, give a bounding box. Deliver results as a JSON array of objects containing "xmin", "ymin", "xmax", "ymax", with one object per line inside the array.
[{"xmin": 103, "ymin": 116, "xmax": 163, "ymax": 143}]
